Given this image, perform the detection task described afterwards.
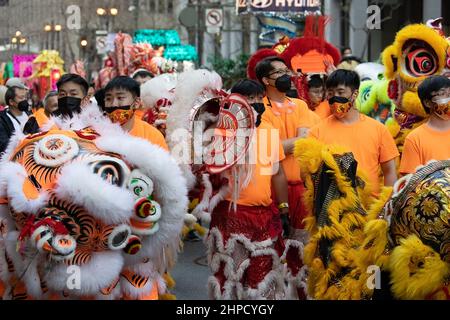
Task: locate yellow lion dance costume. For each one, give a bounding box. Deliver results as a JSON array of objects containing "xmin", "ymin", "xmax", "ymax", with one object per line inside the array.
[
  {"xmin": 382, "ymin": 18, "xmax": 450, "ymax": 152},
  {"xmin": 294, "ymin": 138, "xmax": 392, "ymax": 300},
  {"xmin": 295, "ymin": 138, "xmax": 449, "ymax": 300}
]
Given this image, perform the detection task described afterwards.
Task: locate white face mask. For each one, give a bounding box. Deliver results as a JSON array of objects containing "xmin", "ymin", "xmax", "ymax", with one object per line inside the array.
[{"xmin": 431, "ymin": 96, "xmax": 450, "ymax": 120}]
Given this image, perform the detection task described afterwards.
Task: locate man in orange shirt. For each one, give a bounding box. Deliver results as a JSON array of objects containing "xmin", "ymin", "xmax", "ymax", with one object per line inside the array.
[
  {"xmin": 255, "ymin": 57, "xmax": 320, "ymax": 240},
  {"xmin": 34, "ymin": 91, "xmax": 58, "ymax": 128},
  {"xmin": 208, "ymin": 80, "xmax": 289, "ymax": 300},
  {"xmin": 400, "ymin": 76, "xmax": 450, "ymax": 175},
  {"xmin": 310, "ymin": 69, "xmax": 399, "ymax": 194},
  {"xmin": 103, "ymin": 76, "xmax": 168, "ymax": 150}
]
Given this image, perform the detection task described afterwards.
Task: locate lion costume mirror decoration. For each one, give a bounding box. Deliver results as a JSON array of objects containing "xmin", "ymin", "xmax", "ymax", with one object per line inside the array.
[{"xmin": 0, "ymin": 110, "xmax": 188, "ymax": 300}]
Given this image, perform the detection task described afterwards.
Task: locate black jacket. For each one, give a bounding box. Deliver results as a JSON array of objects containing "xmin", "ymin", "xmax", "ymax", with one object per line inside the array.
[{"xmin": 0, "ymin": 109, "xmax": 39, "ymax": 155}]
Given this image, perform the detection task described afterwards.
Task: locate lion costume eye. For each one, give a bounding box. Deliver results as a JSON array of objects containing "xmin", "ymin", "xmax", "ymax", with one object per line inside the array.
[
  {"xmin": 128, "ymin": 170, "xmax": 154, "ymax": 198},
  {"xmin": 404, "ymin": 42, "xmax": 438, "ymax": 77}
]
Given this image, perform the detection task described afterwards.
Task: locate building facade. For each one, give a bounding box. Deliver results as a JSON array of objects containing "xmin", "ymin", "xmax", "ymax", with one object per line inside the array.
[{"xmin": 324, "ymin": 0, "xmax": 450, "ymax": 62}]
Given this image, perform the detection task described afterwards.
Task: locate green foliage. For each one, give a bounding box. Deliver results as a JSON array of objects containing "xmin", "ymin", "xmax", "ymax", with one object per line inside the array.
[{"xmin": 209, "ymin": 54, "xmax": 250, "ymax": 89}]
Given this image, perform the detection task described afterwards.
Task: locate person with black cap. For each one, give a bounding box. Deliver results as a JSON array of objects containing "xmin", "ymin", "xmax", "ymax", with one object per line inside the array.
[{"xmin": 0, "ymin": 78, "xmax": 39, "ymax": 154}]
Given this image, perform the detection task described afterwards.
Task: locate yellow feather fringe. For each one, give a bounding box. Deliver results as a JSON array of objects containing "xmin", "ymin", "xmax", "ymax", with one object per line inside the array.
[
  {"xmin": 388, "ymin": 235, "xmax": 450, "ymax": 300},
  {"xmin": 294, "ymin": 138, "xmax": 391, "ymax": 300}
]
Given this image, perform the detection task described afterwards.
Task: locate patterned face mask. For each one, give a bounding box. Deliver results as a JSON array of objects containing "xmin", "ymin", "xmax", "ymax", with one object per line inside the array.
[
  {"xmin": 104, "ymin": 105, "xmax": 135, "ymax": 125},
  {"xmin": 432, "ymin": 96, "xmax": 450, "ymax": 120},
  {"xmin": 329, "ymin": 96, "xmax": 352, "ymax": 118}
]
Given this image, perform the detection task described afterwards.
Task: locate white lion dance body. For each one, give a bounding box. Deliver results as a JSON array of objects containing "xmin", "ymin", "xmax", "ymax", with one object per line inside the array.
[{"xmin": 0, "ymin": 106, "xmax": 188, "ymax": 300}]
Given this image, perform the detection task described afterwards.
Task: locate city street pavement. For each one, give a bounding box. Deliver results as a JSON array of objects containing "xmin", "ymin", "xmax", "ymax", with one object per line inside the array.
[{"xmin": 172, "ymin": 240, "xmax": 210, "ymax": 300}]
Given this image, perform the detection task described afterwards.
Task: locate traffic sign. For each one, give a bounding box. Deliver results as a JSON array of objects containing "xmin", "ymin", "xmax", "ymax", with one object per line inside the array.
[{"xmin": 205, "ymin": 9, "xmax": 223, "ymax": 28}]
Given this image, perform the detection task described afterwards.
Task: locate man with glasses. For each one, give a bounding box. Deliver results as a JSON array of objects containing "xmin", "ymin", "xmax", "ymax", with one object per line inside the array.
[
  {"xmin": 255, "ymin": 57, "xmax": 320, "ymax": 242},
  {"xmin": 0, "ymin": 79, "xmax": 39, "ymax": 154},
  {"xmin": 400, "ymin": 75, "xmax": 450, "ymax": 175}
]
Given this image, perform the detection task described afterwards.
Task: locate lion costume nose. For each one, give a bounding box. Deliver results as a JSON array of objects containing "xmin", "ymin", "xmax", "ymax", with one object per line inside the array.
[{"xmin": 108, "ymin": 225, "xmax": 132, "ymax": 250}]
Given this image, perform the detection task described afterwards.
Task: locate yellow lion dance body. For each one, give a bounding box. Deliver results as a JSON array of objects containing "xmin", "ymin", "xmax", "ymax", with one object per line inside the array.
[{"xmin": 295, "ymin": 138, "xmax": 449, "ymax": 300}]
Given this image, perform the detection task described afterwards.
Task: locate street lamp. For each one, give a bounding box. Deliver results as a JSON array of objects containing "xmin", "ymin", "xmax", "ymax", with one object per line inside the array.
[
  {"xmin": 97, "ymin": 7, "xmax": 119, "ymax": 32},
  {"xmin": 44, "ymin": 23, "xmax": 63, "ymax": 49},
  {"xmin": 97, "ymin": 8, "xmax": 107, "ymax": 16},
  {"xmin": 80, "ymin": 39, "xmax": 88, "ymax": 47},
  {"xmin": 11, "ymin": 31, "xmax": 26, "ymax": 52}
]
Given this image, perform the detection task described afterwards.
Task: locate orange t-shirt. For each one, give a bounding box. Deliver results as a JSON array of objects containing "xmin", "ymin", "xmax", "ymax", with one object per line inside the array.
[
  {"xmin": 34, "ymin": 108, "xmax": 49, "ymax": 128},
  {"xmin": 262, "ymin": 97, "xmax": 320, "ymax": 182},
  {"xmin": 129, "ymin": 117, "xmax": 168, "ymax": 151},
  {"xmin": 134, "ymin": 109, "xmax": 146, "ymax": 120},
  {"xmin": 309, "ymin": 114, "xmax": 400, "ymax": 193},
  {"xmin": 399, "ymin": 123, "xmax": 450, "ymax": 174},
  {"xmin": 312, "ymin": 101, "xmax": 331, "ymax": 120},
  {"xmin": 226, "ymin": 122, "xmax": 286, "ymax": 207}
]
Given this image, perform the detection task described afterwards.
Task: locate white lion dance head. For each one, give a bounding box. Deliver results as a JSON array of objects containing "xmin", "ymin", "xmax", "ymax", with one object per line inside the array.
[{"xmin": 0, "ymin": 116, "xmax": 188, "ymax": 300}]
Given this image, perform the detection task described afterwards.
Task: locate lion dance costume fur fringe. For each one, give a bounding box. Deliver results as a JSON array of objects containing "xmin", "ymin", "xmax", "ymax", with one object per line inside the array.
[{"xmin": 0, "ymin": 105, "xmax": 188, "ymax": 300}]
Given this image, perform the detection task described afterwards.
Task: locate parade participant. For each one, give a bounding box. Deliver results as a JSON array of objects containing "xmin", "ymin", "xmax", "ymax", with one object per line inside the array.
[
  {"xmin": 306, "ymin": 74, "xmax": 330, "ymax": 119},
  {"xmin": 310, "ymin": 69, "xmax": 399, "ymax": 194},
  {"xmin": 132, "ymin": 70, "xmax": 155, "ymax": 120},
  {"xmin": 0, "ymin": 84, "xmax": 39, "ymax": 154},
  {"xmin": 55, "ymin": 73, "xmax": 91, "ymax": 118},
  {"xmin": 103, "ymin": 76, "xmax": 168, "ymax": 150},
  {"xmin": 255, "ymin": 56, "xmax": 320, "ymax": 241},
  {"xmin": 207, "ymin": 80, "xmax": 288, "ymax": 300},
  {"xmin": 400, "ymin": 75, "xmax": 450, "ymax": 174},
  {"xmin": 132, "ymin": 69, "xmax": 155, "ymax": 85},
  {"xmin": 337, "ymin": 47, "xmax": 362, "ymax": 71},
  {"xmin": 34, "ymin": 91, "xmax": 58, "ymax": 128}
]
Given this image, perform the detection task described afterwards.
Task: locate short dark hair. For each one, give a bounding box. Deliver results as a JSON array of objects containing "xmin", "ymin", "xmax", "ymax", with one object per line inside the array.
[
  {"xmin": 231, "ymin": 79, "xmax": 265, "ymax": 97},
  {"xmin": 105, "ymin": 76, "xmax": 141, "ymax": 98},
  {"xmin": 308, "ymin": 74, "xmax": 325, "ymax": 89},
  {"xmin": 5, "ymin": 87, "xmax": 17, "ymax": 106},
  {"xmin": 57, "ymin": 73, "xmax": 89, "ymax": 96},
  {"xmin": 255, "ymin": 56, "xmax": 286, "ymax": 85},
  {"xmin": 342, "ymin": 47, "xmax": 352, "ymax": 54},
  {"xmin": 326, "ymin": 69, "xmax": 360, "ymax": 91},
  {"xmin": 418, "ymin": 75, "xmax": 450, "ymax": 112},
  {"xmin": 132, "ymin": 70, "xmax": 154, "ymax": 80},
  {"xmin": 94, "ymin": 88, "xmax": 105, "ymax": 108}
]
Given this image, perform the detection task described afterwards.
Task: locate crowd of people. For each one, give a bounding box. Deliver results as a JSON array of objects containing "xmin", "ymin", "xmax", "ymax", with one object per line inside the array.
[{"xmin": 0, "ymin": 17, "xmax": 448, "ymax": 301}]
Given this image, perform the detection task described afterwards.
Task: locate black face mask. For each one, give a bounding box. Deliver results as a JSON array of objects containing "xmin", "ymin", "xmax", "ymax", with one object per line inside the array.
[
  {"xmin": 328, "ymin": 96, "xmax": 350, "ymax": 105},
  {"xmin": 102, "ymin": 105, "xmax": 132, "ymax": 114},
  {"xmin": 17, "ymin": 100, "xmax": 30, "ymax": 112},
  {"xmin": 286, "ymin": 89, "xmax": 299, "ymax": 99},
  {"xmin": 274, "ymin": 74, "xmax": 292, "ymax": 93},
  {"xmin": 251, "ymin": 103, "xmax": 265, "ymax": 127},
  {"xmin": 55, "ymin": 97, "xmax": 83, "ymax": 118}
]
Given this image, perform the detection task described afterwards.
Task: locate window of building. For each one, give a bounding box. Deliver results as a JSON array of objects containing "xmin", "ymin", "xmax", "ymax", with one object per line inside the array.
[
  {"xmin": 443, "ymin": 0, "xmax": 449, "ymax": 35},
  {"xmin": 158, "ymin": 0, "xmax": 165, "ymax": 13}
]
